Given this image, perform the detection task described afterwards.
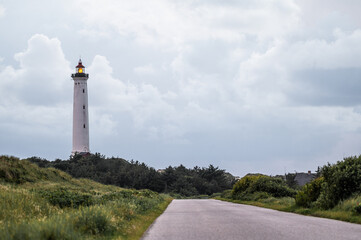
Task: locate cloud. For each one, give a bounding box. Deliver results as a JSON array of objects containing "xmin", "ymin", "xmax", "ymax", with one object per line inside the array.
[
  {"xmin": 0, "ymin": 34, "xmax": 73, "ymax": 158},
  {"xmin": 1, "ymin": 1, "xmax": 361, "ymax": 176},
  {"xmin": 285, "ymin": 29, "xmax": 361, "ymax": 70},
  {"xmin": 0, "ymin": 5, "xmax": 5, "ymax": 17},
  {"xmin": 235, "ymin": 29, "xmax": 361, "ymax": 108},
  {"xmin": 88, "ymin": 55, "xmax": 181, "ymax": 141},
  {"xmin": 290, "ymin": 68, "xmax": 361, "ymax": 106},
  {"xmin": 133, "ymin": 64, "xmax": 155, "ymax": 75},
  {"xmin": 0, "ymin": 34, "xmax": 71, "ymax": 106},
  {"xmin": 71, "ymin": 0, "xmax": 301, "ymax": 50}
]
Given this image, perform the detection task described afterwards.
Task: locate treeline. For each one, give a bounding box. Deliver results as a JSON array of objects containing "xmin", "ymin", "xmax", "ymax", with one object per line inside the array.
[{"xmin": 27, "ymin": 153, "xmax": 236, "ymax": 197}]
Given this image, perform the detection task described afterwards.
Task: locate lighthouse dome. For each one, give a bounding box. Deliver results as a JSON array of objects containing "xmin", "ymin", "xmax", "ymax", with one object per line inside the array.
[{"xmin": 76, "ymin": 59, "xmax": 85, "ymax": 68}]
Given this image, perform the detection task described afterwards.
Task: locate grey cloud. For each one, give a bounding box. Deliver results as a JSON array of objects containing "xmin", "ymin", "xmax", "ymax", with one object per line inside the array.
[
  {"xmin": 290, "ymin": 68, "xmax": 361, "ymax": 106},
  {"xmin": 1, "ymin": 1, "xmax": 361, "ymax": 177}
]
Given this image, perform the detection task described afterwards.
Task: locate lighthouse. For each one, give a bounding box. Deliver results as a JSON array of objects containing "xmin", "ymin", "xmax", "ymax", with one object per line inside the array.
[{"xmin": 71, "ymin": 59, "xmax": 90, "ymax": 155}]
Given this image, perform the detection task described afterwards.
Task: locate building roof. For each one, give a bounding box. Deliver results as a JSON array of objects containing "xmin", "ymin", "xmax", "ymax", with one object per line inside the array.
[
  {"xmin": 76, "ymin": 59, "xmax": 85, "ymax": 68},
  {"xmin": 294, "ymin": 172, "xmax": 317, "ymax": 186}
]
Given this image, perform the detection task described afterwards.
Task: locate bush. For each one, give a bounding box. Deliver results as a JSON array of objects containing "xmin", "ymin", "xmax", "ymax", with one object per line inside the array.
[
  {"xmin": 248, "ymin": 176, "xmax": 296, "ymax": 198},
  {"xmin": 109, "ymin": 201, "xmax": 136, "ymax": 222},
  {"xmin": 295, "ymin": 177, "xmax": 324, "ymax": 208},
  {"xmin": 220, "ymin": 189, "xmax": 232, "ymax": 198},
  {"xmin": 232, "ymin": 175, "xmax": 295, "ymax": 200},
  {"xmin": 36, "ymin": 189, "xmax": 93, "ymax": 208},
  {"xmin": 232, "ymin": 175, "xmax": 261, "ymax": 199},
  {"xmin": 134, "ymin": 197, "xmax": 160, "ymax": 214},
  {"xmin": 354, "ymin": 204, "xmax": 361, "ymax": 215},
  {"xmin": 317, "ymin": 156, "xmax": 361, "ymax": 209},
  {"xmin": 73, "ymin": 207, "xmax": 115, "ymax": 235},
  {"xmin": 250, "ymin": 192, "xmax": 272, "ymax": 200},
  {"xmin": 239, "ymin": 192, "xmax": 272, "ymax": 201},
  {"xmin": 100, "ymin": 190, "xmax": 135, "ymax": 202}
]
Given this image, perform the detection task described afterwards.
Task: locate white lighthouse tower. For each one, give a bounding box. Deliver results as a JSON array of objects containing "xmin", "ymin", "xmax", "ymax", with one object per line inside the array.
[{"xmin": 71, "ymin": 59, "xmax": 90, "ymax": 155}]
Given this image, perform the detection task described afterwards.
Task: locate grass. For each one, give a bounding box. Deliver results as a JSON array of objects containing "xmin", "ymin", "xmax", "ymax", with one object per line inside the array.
[
  {"xmin": 215, "ymin": 194, "xmax": 361, "ymax": 224},
  {"xmin": 123, "ymin": 198, "xmax": 172, "ymax": 240},
  {"xmin": 0, "ymin": 156, "xmax": 171, "ymax": 239}
]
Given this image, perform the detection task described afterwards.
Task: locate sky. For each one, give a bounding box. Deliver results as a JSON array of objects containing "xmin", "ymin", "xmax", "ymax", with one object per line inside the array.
[{"xmin": 1, "ymin": 0, "xmax": 361, "ymax": 177}]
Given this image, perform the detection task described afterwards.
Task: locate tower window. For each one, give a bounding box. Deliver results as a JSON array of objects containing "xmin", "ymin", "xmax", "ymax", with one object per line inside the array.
[
  {"xmin": 83, "ymin": 105, "xmax": 85, "ymax": 109},
  {"xmin": 83, "ymin": 124, "xmax": 86, "ymax": 128},
  {"xmin": 83, "ymin": 89, "xmax": 85, "ymax": 93}
]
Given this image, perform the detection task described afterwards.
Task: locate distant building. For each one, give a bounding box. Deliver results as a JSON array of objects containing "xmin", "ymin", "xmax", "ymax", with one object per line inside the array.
[
  {"xmin": 157, "ymin": 169, "xmax": 165, "ymax": 174},
  {"xmin": 294, "ymin": 171, "xmax": 316, "ymax": 186}
]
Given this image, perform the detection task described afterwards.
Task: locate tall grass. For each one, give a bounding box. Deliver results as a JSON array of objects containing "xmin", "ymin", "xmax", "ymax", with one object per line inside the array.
[
  {"xmin": 0, "ymin": 187, "xmax": 58, "ymax": 223},
  {"xmin": 0, "ymin": 185, "xmax": 168, "ymax": 239},
  {"xmin": 0, "ymin": 156, "xmax": 171, "ymax": 239}
]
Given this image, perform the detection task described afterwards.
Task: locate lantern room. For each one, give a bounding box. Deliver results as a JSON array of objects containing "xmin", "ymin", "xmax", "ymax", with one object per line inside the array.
[
  {"xmin": 76, "ymin": 59, "xmax": 85, "ymax": 73},
  {"xmin": 72, "ymin": 59, "xmax": 88, "ymax": 78}
]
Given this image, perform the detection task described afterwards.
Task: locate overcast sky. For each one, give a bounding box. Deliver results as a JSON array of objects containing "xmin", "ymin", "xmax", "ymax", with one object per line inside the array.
[{"xmin": 1, "ymin": 0, "xmax": 361, "ymax": 177}]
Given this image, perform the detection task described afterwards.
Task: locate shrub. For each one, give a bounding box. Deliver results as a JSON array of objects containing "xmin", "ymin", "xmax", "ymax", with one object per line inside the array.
[
  {"xmin": 220, "ymin": 189, "xmax": 232, "ymax": 198},
  {"xmin": 295, "ymin": 177, "xmax": 324, "ymax": 208},
  {"xmin": 36, "ymin": 188, "xmax": 93, "ymax": 208},
  {"xmin": 285, "ymin": 173, "xmax": 298, "ymax": 189},
  {"xmin": 133, "ymin": 197, "xmax": 159, "ymax": 214},
  {"xmin": 232, "ymin": 175, "xmax": 295, "ymax": 200},
  {"xmin": 354, "ymin": 204, "xmax": 361, "ymax": 215},
  {"xmin": 317, "ymin": 156, "xmax": 361, "ymax": 209},
  {"xmin": 73, "ymin": 207, "xmax": 115, "ymax": 235},
  {"xmin": 100, "ymin": 190, "xmax": 134, "ymax": 202},
  {"xmin": 248, "ymin": 176, "xmax": 296, "ymax": 198},
  {"xmin": 250, "ymin": 192, "xmax": 272, "ymax": 201},
  {"xmin": 232, "ymin": 175, "xmax": 261, "ymax": 199},
  {"xmin": 238, "ymin": 192, "xmax": 272, "ymax": 201},
  {"xmin": 110, "ymin": 201, "xmax": 136, "ymax": 221}
]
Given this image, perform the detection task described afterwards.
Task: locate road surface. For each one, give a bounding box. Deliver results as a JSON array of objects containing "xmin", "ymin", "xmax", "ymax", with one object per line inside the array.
[{"xmin": 142, "ymin": 199, "xmax": 361, "ymax": 240}]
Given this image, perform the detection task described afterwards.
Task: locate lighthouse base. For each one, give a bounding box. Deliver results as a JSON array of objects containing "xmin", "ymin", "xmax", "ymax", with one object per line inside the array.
[{"xmin": 71, "ymin": 151, "xmax": 91, "ymax": 157}]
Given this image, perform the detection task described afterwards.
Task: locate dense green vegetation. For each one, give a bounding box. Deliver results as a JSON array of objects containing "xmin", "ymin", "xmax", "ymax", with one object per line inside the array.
[
  {"xmin": 316, "ymin": 155, "xmax": 361, "ymax": 209},
  {"xmin": 2, "ymin": 151, "xmax": 361, "ymax": 240},
  {"xmin": 27, "ymin": 153, "xmax": 236, "ymax": 197},
  {"xmin": 232, "ymin": 175, "xmax": 296, "ymax": 200},
  {"xmin": 217, "ymin": 155, "xmax": 361, "ymax": 224},
  {"xmin": 294, "ymin": 155, "xmax": 361, "ymax": 210},
  {"xmin": 295, "ymin": 177, "xmax": 324, "ymax": 208},
  {"xmin": 0, "ymin": 155, "xmax": 171, "ymax": 239}
]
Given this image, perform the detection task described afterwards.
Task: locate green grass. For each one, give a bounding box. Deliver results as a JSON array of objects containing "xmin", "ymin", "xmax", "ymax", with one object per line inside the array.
[
  {"xmin": 215, "ymin": 195, "xmax": 361, "ymax": 224},
  {"xmin": 123, "ymin": 198, "xmax": 172, "ymax": 240},
  {"xmin": 0, "ymin": 156, "xmax": 171, "ymax": 239}
]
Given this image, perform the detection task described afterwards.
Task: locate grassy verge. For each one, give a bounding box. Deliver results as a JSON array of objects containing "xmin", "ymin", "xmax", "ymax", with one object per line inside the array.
[
  {"xmin": 124, "ymin": 198, "xmax": 172, "ymax": 240},
  {"xmin": 0, "ymin": 156, "xmax": 172, "ymax": 239},
  {"xmin": 215, "ymin": 196, "xmax": 361, "ymax": 224}
]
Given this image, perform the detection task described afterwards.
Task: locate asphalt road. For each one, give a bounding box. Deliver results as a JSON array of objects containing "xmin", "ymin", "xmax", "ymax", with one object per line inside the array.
[{"xmin": 141, "ymin": 199, "xmax": 361, "ymax": 240}]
